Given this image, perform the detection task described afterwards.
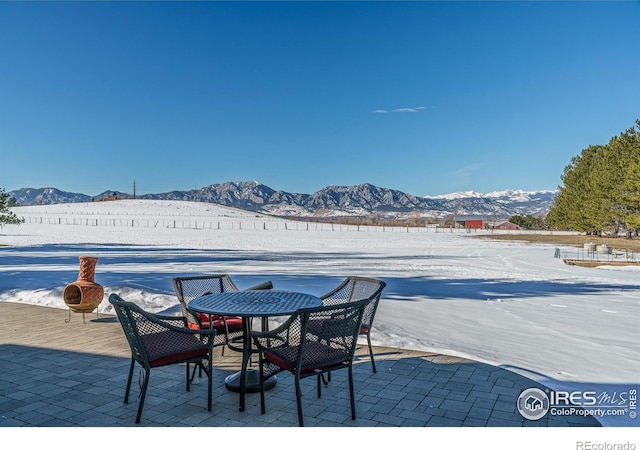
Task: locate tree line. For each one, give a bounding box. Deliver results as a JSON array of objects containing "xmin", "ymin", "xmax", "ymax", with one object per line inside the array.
[{"xmin": 547, "ymin": 120, "xmax": 640, "ymax": 236}]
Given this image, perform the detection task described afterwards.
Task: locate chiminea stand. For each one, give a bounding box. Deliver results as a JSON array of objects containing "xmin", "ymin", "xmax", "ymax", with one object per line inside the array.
[{"xmin": 63, "ymin": 256, "xmax": 104, "ymax": 323}]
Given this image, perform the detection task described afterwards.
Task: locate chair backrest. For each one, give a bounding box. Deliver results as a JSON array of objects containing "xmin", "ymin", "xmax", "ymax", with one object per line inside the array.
[
  {"xmin": 172, "ymin": 274, "xmax": 240, "ymax": 324},
  {"xmin": 320, "ymin": 276, "xmax": 386, "ymax": 329},
  {"xmin": 109, "ymin": 293, "xmax": 153, "ymax": 365},
  {"xmin": 298, "ymin": 299, "xmax": 370, "ymax": 372}
]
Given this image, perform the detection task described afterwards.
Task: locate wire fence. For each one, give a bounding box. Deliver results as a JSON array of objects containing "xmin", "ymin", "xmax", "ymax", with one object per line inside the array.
[{"xmin": 20, "ymin": 215, "xmax": 474, "ymax": 233}]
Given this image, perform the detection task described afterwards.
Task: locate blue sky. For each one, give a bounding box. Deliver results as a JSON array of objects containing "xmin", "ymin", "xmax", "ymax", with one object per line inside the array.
[{"xmin": 1, "ymin": 1, "xmax": 639, "ymax": 198}]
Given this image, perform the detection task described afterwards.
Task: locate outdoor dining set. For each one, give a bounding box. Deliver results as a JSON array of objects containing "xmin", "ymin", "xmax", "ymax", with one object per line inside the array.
[{"xmin": 109, "ymin": 274, "xmax": 386, "ymax": 426}]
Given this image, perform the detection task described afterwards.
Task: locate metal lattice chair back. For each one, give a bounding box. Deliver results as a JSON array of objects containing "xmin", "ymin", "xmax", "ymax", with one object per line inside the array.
[
  {"xmin": 302, "ymin": 301, "xmax": 366, "ymax": 369},
  {"xmin": 172, "ymin": 274, "xmax": 240, "ymax": 326},
  {"xmin": 320, "ymin": 276, "xmax": 386, "ymax": 372},
  {"xmin": 172, "ymin": 274, "xmax": 273, "ymax": 359}
]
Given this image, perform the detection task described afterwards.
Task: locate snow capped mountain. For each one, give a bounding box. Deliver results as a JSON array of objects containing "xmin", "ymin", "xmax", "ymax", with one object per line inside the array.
[
  {"xmin": 8, "ymin": 182, "xmax": 557, "ymax": 219},
  {"xmin": 483, "ymin": 189, "xmax": 557, "ymax": 202},
  {"xmin": 8, "ymin": 187, "xmax": 93, "ymax": 205},
  {"xmin": 426, "ymin": 189, "xmax": 556, "ymax": 202},
  {"xmin": 426, "ymin": 190, "xmax": 485, "ymax": 200}
]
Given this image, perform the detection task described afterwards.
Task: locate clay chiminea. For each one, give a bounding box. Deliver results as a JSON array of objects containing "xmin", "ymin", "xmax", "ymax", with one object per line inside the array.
[{"xmin": 63, "ymin": 256, "xmax": 104, "ymax": 322}]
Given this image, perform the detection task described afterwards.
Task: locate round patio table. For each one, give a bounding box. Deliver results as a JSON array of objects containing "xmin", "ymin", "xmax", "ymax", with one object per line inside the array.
[{"xmin": 188, "ymin": 289, "xmax": 322, "ymax": 411}]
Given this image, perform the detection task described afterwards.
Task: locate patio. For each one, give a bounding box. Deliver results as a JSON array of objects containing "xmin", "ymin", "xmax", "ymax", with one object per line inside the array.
[{"xmin": 0, "ymin": 302, "xmax": 599, "ymax": 427}]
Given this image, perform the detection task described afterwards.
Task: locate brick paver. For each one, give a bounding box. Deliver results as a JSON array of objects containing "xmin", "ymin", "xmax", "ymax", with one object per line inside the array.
[{"xmin": 0, "ymin": 302, "xmax": 601, "ymax": 427}]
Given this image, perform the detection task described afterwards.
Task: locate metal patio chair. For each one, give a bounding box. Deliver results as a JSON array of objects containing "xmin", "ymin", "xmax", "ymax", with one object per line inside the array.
[
  {"xmin": 172, "ymin": 274, "xmax": 273, "ymax": 355},
  {"xmin": 109, "ymin": 293, "xmax": 216, "ymax": 424},
  {"xmin": 318, "ymin": 276, "xmax": 386, "ymax": 372},
  {"xmin": 251, "ymin": 299, "xmax": 369, "ymax": 426}
]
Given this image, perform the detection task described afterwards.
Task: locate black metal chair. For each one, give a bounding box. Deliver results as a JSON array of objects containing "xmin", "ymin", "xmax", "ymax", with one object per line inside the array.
[
  {"xmin": 251, "ymin": 299, "xmax": 369, "ymax": 426},
  {"xmin": 172, "ymin": 274, "xmax": 273, "ymax": 355},
  {"xmin": 108, "ymin": 293, "xmax": 216, "ymax": 424},
  {"xmin": 319, "ymin": 276, "xmax": 386, "ymax": 373}
]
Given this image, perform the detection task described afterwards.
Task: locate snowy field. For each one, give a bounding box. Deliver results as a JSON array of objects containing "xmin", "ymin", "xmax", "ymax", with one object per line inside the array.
[{"xmin": 1, "ymin": 199, "xmax": 639, "ymax": 429}]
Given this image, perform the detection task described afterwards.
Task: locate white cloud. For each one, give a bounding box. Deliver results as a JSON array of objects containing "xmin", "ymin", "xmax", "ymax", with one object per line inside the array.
[
  {"xmin": 392, "ymin": 106, "xmax": 427, "ymax": 113},
  {"xmin": 374, "ymin": 106, "xmax": 428, "ymax": 113}
]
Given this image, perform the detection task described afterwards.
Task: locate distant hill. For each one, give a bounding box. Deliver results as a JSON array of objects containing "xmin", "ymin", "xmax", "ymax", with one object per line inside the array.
[
  {"xmin": 7, "ymin": 181, "xmax": 556, "ymax": 219},
  {"xmin": 8, "ymin": 187, "xmax": 94, "ymax": 205}
]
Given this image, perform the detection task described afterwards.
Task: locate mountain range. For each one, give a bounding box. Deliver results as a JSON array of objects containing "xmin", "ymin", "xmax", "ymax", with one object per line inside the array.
[{"xmin": 8, "ymin": 181, "xmax": 556, "ymax": 219}]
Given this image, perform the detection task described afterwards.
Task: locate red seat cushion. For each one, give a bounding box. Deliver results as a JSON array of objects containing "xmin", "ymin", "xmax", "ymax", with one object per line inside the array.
[
  {"xmin": 141, "ymin": 330, "xmax": 209, "ymax": 367},
  {"xmin": 193, "ymin": 314, "xmax": 243, "ymax": 333},
  {"xmin": 264, "ymin": 341, "xmax": 350, "ymax": 374},
  {"xmin": 197, "ymin": 312, "xmax": 222, "ymax": 322}
]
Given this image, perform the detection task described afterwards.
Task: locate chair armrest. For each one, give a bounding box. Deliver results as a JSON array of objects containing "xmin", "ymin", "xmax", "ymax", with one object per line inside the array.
[
  {"xmin": 250, "ymin": 311, "xmax": 298, "ymax": 339},
  {"xmin": 153, "ymin": 313, "xmax": 189, "ymax": 326},
  {"xmin": 252, "ymin": 334, "xmax": 287, "ymax": 350},
  {"xmin": 245, "ymin": 280, "xmax": 273, "ymax": 291},
  {"xmin": 251, "ymin": 312, "xmax": 301, "ymax": 351}
]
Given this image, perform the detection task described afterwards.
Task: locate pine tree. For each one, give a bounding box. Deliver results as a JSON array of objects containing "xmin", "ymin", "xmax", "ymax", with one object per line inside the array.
[
  {"xmin": 0, "ymin": 188, "xmax": 23, "ymax": 227},
  {"xmin": 616, "ymin": 121, "xmax": 640, "ymax": 234},
  {"xmin": 548, "ymin": 120, "xmax": 640, "ymax": 235}
]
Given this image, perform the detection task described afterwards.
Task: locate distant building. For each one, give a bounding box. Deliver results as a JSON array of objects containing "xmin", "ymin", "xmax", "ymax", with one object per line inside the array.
[
  {"xmin": 492, "ymin": 221, "xmax": 520, "ymax": 231},
  {"xmin": 454, "ymin": 215, "xmax": 484, "ymax": 229}
]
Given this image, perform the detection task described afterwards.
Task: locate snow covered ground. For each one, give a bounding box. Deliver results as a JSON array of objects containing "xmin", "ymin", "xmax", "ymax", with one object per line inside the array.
[{"xmin": 1, "ymin": 200, "xmax": 638, "ymax": 429}]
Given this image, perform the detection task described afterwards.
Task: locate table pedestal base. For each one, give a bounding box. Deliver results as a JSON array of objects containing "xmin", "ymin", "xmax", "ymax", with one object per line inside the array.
[{"xmin": 224, "ymin": 370, "xmax": 277, "ymax": 393}]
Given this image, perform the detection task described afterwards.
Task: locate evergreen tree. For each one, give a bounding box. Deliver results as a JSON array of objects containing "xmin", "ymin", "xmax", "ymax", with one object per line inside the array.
[
  {"xmin": 616, "ymin": 121, "xmax": 640, "ymax": 234},
  {"xmin": 548, "ymin": 120, "xmax": 640, "ymax": 235},
  {"xmin": 548, "ymin": 145, "xmax": 604, "ymax": 233},
  {"xmin": 0, "ymin": 188, "xmax": 23, "ymax": 227}
]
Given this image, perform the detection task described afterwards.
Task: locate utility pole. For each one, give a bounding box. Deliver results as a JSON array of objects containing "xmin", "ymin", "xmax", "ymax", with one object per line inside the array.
[{"xmin": 133, "ymin": 180, "xmax": 136, "ymax": 199}]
